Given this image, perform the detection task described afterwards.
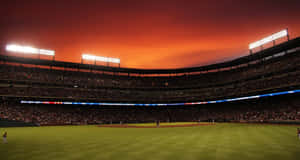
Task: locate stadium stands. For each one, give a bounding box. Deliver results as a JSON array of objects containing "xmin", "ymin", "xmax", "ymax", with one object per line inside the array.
[
  {"xmin": 1, "ymin": 94, "xmax": 300, "ymax": 126},
  {"xmin": 0, "ymin": 37, "xmax": 300, "ymax": 125}
]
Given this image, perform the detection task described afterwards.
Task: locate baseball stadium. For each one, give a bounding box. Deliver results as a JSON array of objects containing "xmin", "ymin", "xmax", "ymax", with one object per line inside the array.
[{"xmin": 1, "ymin": 1, "xmax": 300, "ymax": 160}]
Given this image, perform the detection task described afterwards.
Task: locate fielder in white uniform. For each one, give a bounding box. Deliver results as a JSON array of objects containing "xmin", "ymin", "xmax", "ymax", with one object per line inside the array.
[{"xmin": 3, "ymin": 131, "xmax": 7, "ymax": 144}]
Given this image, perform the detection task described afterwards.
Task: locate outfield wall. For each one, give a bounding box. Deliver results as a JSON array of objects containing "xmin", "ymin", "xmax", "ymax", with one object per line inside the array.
[{"xmin": 0, "ymin": 119, "xmax": 37, "ymax": 127}]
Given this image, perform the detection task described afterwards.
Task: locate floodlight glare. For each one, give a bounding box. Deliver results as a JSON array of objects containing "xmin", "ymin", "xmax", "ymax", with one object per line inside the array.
[
  {"xmin": 82, "ymin": 54, "xmax": 120, "ymax": 64},
  {"xmin": 249, "ymin": 29, "xmax": 288, "ymax": 50},
  {"xmin": 6, "ymin": 44, "xmax": 55, "ymax": 56}
]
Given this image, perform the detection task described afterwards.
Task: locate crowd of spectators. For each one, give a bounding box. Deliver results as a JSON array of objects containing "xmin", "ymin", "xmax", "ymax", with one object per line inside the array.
[
  {"xmin": 0, "ymin": 101, "xmax": 169, "ymax": 125},
  {"xmin": 0, "ymin": 50, "xmax": 299, "ymax": 89},
  {"xmin": 1, "ymin": 96, "xmax": 300, "ymax": 126},
  {"xmin": 0, "ymin": 50, "xmax": 299, "ymax": 102},
  {"xmin": 0, "ymin": 45, "xmax": 300, "ymax": 125},
  {"xmin": 0, "ymin": 68, "xmax": 299, "ymax": 102}
]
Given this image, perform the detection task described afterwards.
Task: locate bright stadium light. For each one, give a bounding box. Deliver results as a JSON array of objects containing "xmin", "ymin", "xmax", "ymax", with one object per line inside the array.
[
  {"xmin": 249, "ymin": 29, "xmax": 288, "ymax": 50},
  {"xmin": 6, "ymin": 44, "xmax": 55, "ymax": 56},
  {"xmin": 82, "ymin": 54, "xmax": 120, "ymax": 64}
]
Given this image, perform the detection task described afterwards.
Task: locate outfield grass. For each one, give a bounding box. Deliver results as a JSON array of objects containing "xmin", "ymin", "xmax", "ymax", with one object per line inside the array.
[{"xmin": 0, "ymin": 123, "xmax": 300, "ymax": 160}]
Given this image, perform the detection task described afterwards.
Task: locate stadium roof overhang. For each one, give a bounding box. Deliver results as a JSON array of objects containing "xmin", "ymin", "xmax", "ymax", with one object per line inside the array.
[{"xmin": 1, "ymin": 37, "xmax": 300, "ymax": 75}]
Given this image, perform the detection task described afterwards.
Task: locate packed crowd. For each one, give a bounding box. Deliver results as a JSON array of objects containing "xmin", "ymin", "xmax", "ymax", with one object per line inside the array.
[
  {"xmin": 1, "ymin": 96, "xmax": 300, "ymax": 125},
  {"xmin": 0, "ymin": 50, "xmax": 299, "ymax": 90},
  {"xmin": 0, "ymin": 50, "xmax": 300, "ymax": 102},
  {"xmin": 0, "ymin": 40, "xmax": 299, "ymax": 126},
  {"xmin": 0, "ymin": 101, "xmax": 169, "ymax": 125},
  {"xmin": 0, "ymin": 68, "xmax": 299, "ymax": 102}
]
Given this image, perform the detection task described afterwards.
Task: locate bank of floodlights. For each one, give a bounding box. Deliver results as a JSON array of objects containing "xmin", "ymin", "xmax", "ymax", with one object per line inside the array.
[
  {"xmin": 82, "ymin": 54, "xmax": 120, "ymax": 67},
  {"xmin": 249, "ymin": 29, "xmax": 289, "ymax": 54},
  {"xmin": 6, "ymin": 44, "xmax": 55, "ymax": 56}
]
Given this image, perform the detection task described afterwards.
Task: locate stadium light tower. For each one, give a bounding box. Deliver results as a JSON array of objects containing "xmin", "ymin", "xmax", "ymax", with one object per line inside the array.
[
  {"xmin": 81, "ymin": 54, "xmax": 120, "ymax": 67},
  {"xmin": 5, "ymin": 44, "xmax": 55, "ymax": 60},
  {"xmin": 249, "ymin": 29, "xmax": 289, "ymax": 54}
]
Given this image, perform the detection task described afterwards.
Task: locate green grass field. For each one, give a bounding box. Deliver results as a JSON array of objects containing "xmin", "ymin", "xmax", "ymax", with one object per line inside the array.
[
  {"xmin": 126, "ymin": 122, "xmax": 202, "ymax": 126},
  {"xmin": 1, "ymin": 123, "xmax": 300, "ymax": 160}
]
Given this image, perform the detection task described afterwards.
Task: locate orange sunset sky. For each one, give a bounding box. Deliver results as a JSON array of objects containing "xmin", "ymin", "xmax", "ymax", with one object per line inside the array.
[{"xmin": 1, "ymin": 0, "xmax": 300, "ymax": 69}]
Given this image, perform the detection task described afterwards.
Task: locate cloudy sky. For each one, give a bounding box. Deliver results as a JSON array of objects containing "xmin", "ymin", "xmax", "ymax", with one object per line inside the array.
[{"xmin": 1, "ymin": 0, "xmax": 300, "ymax": 68}]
